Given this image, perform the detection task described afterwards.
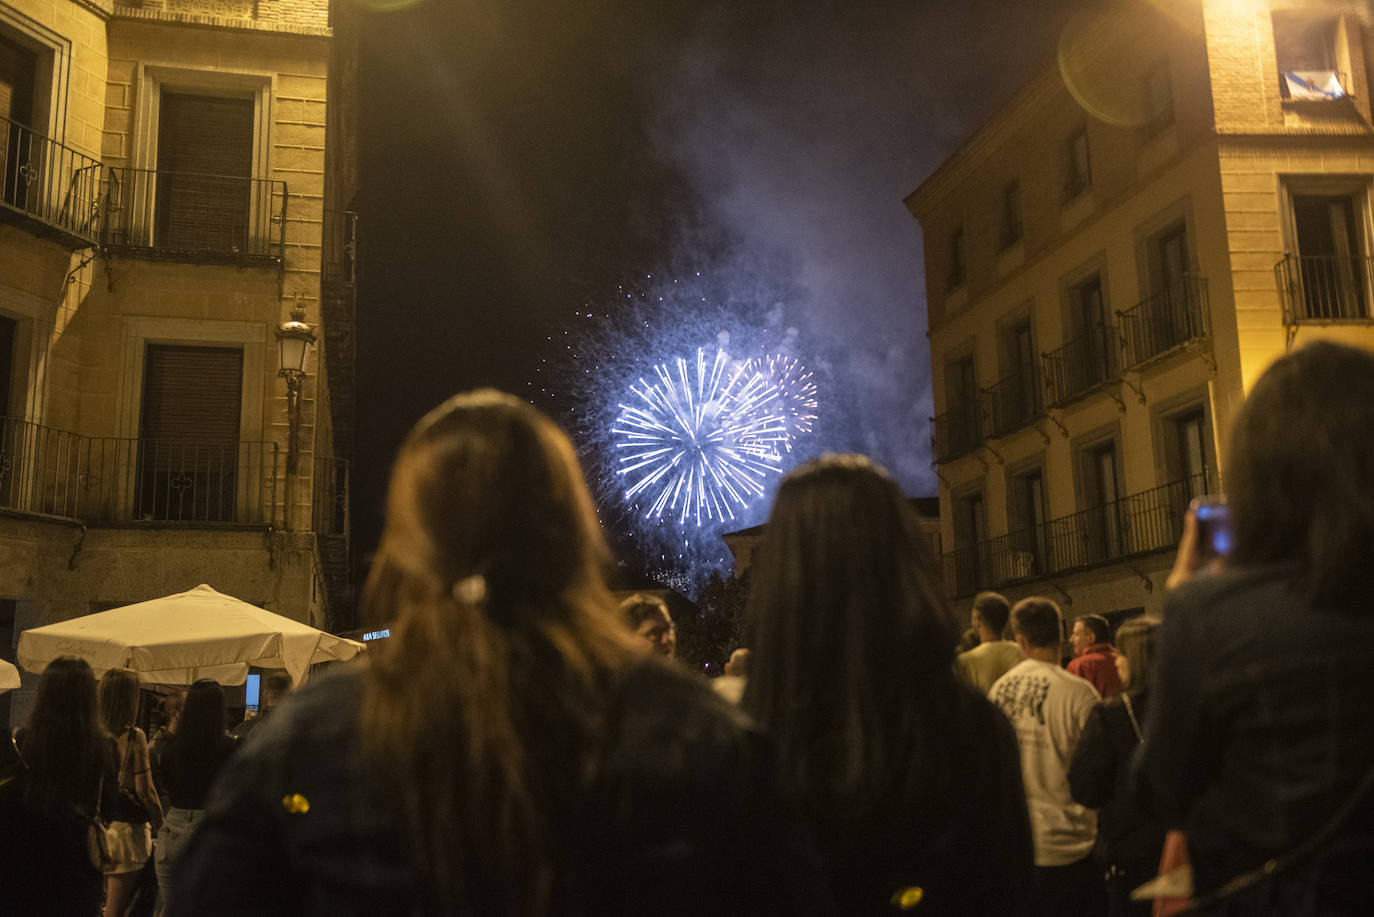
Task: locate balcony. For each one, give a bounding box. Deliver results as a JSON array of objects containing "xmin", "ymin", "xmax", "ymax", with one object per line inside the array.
[
  {"xmin": 981, "ymin": 370, "xmax": 1042, "ymax": 439},
  {"xmin": 322, "ymin": 209, "xmax": 358, "ymax": 285},
  {"xmin": 941, "ymin": 471, "xmax": 1212, "ymax": 598},
  {"xmin": 1118, "ymin": 275, "xmax": 1209, "ymax": 369},
  {"xmin": 1276, "ymin": 254, "xmax": 1373, "ymax": 323},
  {"xmin": 1043, "ymin": 324, "xmax": 1120, "ymax": 409},
  {"xmin": 102, "ymin": 167, "xmax": 286, "ymax": 265},
  {"xmin": 932, "ymin": 404, "xmax": 983, "ymax": 463},
  {"xmin": 0, "ymin": 417, "xmax": 279, "ymax": 525},
  {"xmin": 0, "ymin": 115, "xmax": 103, "ymax": 247}
]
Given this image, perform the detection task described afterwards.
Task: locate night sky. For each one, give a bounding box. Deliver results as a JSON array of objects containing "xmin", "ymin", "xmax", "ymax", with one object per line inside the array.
[{"xmin": 352, "ymin": 0, "xmax": 1091, "ymax": 576}]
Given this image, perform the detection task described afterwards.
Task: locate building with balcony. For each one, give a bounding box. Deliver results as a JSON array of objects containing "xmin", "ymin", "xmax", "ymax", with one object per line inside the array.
[
  {"xmin": 0, "ymin": 0, "xmax": 358, "ymax": 726},
  {"xmin": 906, "ymin": 0, "xmax": 1374, "ymax": 625}
]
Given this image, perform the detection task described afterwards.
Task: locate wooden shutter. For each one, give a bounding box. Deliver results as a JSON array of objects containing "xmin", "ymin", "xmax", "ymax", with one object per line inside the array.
[
  {"xmin": 141, "ymin": 345, "xmax": 243, "ymax": 444},
  {"xmin": 156, "ymin": 93, "xmax": 255, "ymax": 251},
  {"xmin": 0, "ymin": 34, "xmax": 37, "ymax": 125}
]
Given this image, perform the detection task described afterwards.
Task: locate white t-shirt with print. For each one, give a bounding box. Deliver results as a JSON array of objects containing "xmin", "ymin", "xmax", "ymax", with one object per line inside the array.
[{"xmin": 989, "ymin": 658, "xmax": 1100, "ymax": 866}]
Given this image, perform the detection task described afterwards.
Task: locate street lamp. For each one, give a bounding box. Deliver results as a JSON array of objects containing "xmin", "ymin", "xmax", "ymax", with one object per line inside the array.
[{"xmin": 276, "ymin": 298, "xmax": 316, "ymax": 476}]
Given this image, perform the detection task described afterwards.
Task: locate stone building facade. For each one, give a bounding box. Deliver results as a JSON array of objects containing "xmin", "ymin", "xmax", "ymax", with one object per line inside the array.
[
  {"xmin": 906, "ymin": 0, "xmax": 1373, "ymax": 628},
  {"xmin": 0, "ymin": 0, "xmax": 356, "ymax": 725}
]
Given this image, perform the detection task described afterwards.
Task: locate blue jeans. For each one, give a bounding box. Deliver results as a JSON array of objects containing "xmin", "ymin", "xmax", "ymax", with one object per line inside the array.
[{"xmin": 155, "ymin": 807, "xmax": 206, "ymax": 917}]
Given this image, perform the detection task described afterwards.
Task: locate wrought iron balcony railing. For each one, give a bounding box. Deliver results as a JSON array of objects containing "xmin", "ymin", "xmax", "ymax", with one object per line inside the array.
[
  {"xmin": 981, "ymin": 370, "xmax": 1042, "ymax": 439},
  {"xmin": 0, "ymin": 114, "xmax": 103, "ymax": 245},
  {"xmin": 1043, "ymin": 324, "xmax": 1120, "ymax": 409},
  {"xmin": 322, "ymin": 209, "xmax": 358, "ymax": 285},
  {"xmin": 932, "ymin": 403, "xmax": 983, "ymax": 463},
  {"xmin": 102, "ymin": 167, "xmax": 286, "ymax": 263},
  {"xmin": 1118, "ymin": 275, "xmax": 1209, "ymax": 369},
  {"xmin": 1276, "ymin": 254, "xmax": 1373, "ymax": 323},
  {"xmin": 941, "ymin": 471, "xmax": 1212, "ymax": 598},
  {"xmin": 0, "ymin": 417, "xmax": 280, "ymax": 525}
]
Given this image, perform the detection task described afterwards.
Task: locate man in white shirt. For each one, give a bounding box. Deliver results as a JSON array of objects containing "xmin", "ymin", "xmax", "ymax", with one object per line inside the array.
[{"xmin": 989, "ymin": 596, "xmax": 1104, "ymax": 917}]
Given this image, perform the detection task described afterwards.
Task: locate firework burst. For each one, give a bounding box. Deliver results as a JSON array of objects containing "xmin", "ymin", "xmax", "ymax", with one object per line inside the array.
[{"xmin": 613, "ymin": 348, "xmax": 787, "ymax": 526}]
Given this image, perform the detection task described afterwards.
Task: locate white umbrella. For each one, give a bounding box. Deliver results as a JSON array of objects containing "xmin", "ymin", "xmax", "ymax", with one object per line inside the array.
[
  {"xmin": 16, "ymin": 584, "xmax": 364, "ymax": 687},
  {"xmin": 0, "ymin": 658, "xmax": 18, "ymax": 693}
]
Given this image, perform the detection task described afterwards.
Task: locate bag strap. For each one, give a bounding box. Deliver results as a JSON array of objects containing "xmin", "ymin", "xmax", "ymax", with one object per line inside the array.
[
  {"xmin": 1121, "ymin": 693, "xmax": 1144, "ymax": 744},
  {"xmin": 1183, "ymin": 759, "xmax": 1374, "ymax": 912}
]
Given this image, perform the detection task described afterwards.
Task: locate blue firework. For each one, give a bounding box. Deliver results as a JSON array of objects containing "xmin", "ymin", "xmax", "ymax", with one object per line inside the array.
[{"xmin": 613, "ymin": 348, "xmax": 786, "ymax": 525}]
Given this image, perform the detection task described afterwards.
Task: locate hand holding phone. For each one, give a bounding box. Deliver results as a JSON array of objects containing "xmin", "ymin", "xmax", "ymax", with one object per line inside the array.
[{"xmin": 1167, "ymin": 495, "xmax": 1229, "ymax": 590}]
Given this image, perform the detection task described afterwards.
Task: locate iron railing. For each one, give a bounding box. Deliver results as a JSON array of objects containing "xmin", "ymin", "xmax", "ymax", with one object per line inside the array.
[
  {"xmin": 0, "ymin": 114, "xmax": 103, "ymax": 244},
  {"xmin": 941, "ymin": 471, "xmax": 1212, "ymax": 598},
  {"xmin": 312, "ymin": 457, "xmax": 349, "ymax": 537},
  {"xmin": 981, "ymin": 369, "xmax": 1042, "ymax": 439},
  {"xmin": 1118, "ymin": 275, "xmax": 1209, "ymax": 368},
  {"xmin": 1043, "ymin": 324, "xmax": 1119, "ymax": 408},
  {"xmin": 0, "ymin": 417, "xmax": 279, "ymax": 524},
  {"xmin": 1276, "ymin": 254, "xmax": 1372, "ymax": 323},
  {"xmin": 322, "ymin": 209, "xmax": 358, "ymax": 284},
  {"xmin": 103, "ymin": 167, "xmax": 286, "ymax": 262},
  {"xmin": 932, "ymin": 403, "xmax": 982, "ymax": 463}
]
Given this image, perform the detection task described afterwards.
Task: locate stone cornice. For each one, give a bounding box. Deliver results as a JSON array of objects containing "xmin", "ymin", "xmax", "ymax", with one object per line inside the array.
[
  {"xmin": 111, "ymin": 6, "xmax": 331, "ymax": 38},
  {"xmin": 71, "ymin": 0, "xmax": 115, "ymax": 21}
]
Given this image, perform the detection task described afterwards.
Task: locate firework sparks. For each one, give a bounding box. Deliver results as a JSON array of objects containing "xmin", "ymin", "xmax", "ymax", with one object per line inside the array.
[{"xmin": 613, "ymin": 348, "xmax": 788, "ymax": 526}]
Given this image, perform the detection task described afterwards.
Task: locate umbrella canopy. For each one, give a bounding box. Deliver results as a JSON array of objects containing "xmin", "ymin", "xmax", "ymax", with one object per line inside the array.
[
  {"xmin": 16, "ymin": 584, "xmax": 364, "ymax": 686},
  {"xmin": 0, "ymin": 658, "xmax": 18, "ymax": 693}
]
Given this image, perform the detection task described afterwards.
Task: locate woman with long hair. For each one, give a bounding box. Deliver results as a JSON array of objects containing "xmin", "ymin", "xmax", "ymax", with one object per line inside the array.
[
  {"xmin": 1137, "ymin": 340, "xmax": 1374, "ymax": 914},
  {"xmin": 98, "ymin": 666, "xmax": 163, "ymax": 917},
  {"xmin": 0, "ymin": 656, "xmax": 109, "ymax": 915},
  {"xmin": 152, "ymin": 679, "xmax": 235, "ymax": 916},
  {"xmin": 743, "ymin": 453, "xmax": 1033, "ymax": 915},
  {"xmin": 169, "ymin": 389, "xmax": 825, "ymax": 916},
  {"xmin": 1069, "ymin": 616, "xmax": 1167, "ymax": 916}
]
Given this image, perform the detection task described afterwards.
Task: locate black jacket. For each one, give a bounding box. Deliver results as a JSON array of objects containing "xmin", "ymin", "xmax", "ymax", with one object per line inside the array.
[
  {"xmin": 1068, "ymin": 691, "xmax": 1167, "ymax": 875},
  {"xmin": 168, "ymin": 661, "xmax": 831, "ymax": 917},
  {"xmin": 1134, "ymin": 566, "xmax": 1374, "ymax": 915}
]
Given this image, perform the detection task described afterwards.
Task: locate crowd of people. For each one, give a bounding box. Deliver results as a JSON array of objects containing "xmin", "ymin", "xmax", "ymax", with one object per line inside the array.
[{"xmin": 1, "ymin": 339, "xmax": 1373, "ymax": 916}]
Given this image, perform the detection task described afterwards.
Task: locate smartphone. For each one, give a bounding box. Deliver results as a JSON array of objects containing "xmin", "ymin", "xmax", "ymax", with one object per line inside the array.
[{"xmin": 1192, "ymin": 496, "xmax": 1231, "ymax": 561}]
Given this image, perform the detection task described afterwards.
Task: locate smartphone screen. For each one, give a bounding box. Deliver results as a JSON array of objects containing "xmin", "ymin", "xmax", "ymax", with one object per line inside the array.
[{"xmin": 1194, "ymin": 498, "xmax": 1231, "ymax": 560}]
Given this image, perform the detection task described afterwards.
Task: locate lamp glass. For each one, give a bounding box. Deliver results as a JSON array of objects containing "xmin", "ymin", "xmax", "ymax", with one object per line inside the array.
[{"xmin": 279, "ymin": 334, "xmax": 309, "ymax": 374}]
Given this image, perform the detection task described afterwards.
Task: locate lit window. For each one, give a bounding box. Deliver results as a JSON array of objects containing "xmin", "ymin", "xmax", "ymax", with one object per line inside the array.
[{"xmin": 1273, "ymin": 14, "xmax": 1345, "ymax": 100}]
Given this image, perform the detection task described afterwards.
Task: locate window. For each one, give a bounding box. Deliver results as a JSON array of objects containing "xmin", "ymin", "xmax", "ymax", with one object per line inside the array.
[
  {"xmin": 0, "ymin": 33, "xmax": 37, "ymax": 212},
  {"xmin": 1000, "ymin": 181, "xmax": 1022, "ymax": 250},
  {"xmin": 1130, "ymin": 222, "xmax": 1202, "ymax": 362},
  {"xmin": 1065, "ymin": 128, "xmax": 1091, "ymax": 200},
  {"xmin": 1009, "ymin": 466, "xmax": 1048, "ymax": 577},
  {"xmin": 138, "ymin": 345, "xmax": 244, "ymax": 522},
  {"xmin": 1144, "ymin": 61, "xmax": 1174, "ymax": 133},
  {"xmin": 942, "ymin": 354, "xmax": 981, "ymax": 457},
  {"xmin": 1082, "ymin": 441, "xmax": 1122, "ymax": 562},
  {"xmin": 1287, "ymin": 187, "xmax": 1369, "ymax": 320},
  {"xmin": 990, "ymin": 318, "xmax": 1039, "ymax": 434},
  {"xmin": 1274, "ymin": 14, "xmax": 1345, "ymax": 100},
  {"xmin": 154, "ymin": 92, "xmax": 255, "ymax": 252},
  {"xmin": 1072, "ymin": 273, "xmax": 1115, "ymax": 387},
  {"xmin": 953, "ymin": 489, "xmax": 987, "ymax": 595},
  {"xmin": 946, "ymin": 226, "xmax": 966, "ymax": 290}
]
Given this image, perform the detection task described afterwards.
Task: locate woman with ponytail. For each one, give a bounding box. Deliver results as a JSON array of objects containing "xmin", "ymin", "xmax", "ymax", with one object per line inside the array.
[{"xmin": 168, "ymin": 390, "xmax": 826, "ymax": 917}]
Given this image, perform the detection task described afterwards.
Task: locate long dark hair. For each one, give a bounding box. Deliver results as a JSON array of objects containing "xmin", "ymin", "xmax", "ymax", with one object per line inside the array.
[
  {"xmin": 98, "ymin": 667, "xmax": 141, "ymax": 738},
  {"xmin": 21, "ymin": 656, "xmax": 106, "ymax": 812},
  {"xmin": 1227, "ymin": 341, "xmax": 1374, "ymax": 607},
  {"xmin": 167, "ymin": 679, "xmax": 230, "ymax": 769},
  {"xmin": 744, "ymin": 454, "xmax": 959, "ymax": 819},
  {"xmin": 360, "ymin": 390, "xmax": 634, "ymax": 915}
]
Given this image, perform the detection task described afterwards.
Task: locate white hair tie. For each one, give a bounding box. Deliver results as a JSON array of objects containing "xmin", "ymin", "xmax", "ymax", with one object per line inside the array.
[{"xmin": 451, "ymin": 574, "xmax": 487, "ymax": 605}]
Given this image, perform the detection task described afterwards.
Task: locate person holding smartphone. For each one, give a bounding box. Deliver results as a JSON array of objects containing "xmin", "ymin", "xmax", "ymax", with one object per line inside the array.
[{"xmin": 1134, "ymin": 341, "xmax": 1374, "ymax": 915}]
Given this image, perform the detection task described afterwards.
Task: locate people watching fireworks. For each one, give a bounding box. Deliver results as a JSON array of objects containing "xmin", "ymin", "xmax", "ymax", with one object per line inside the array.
[
  {"xmin": 1136, "ymin": 341, "xmax": 1374, "ymax": 914},
  {"xmin": 744, "ymin": 453, "xmax": 1032, "ymax": 915},
  {"xmin": 168, "ymin": 389, "xmax": 826, "ymax": 916}
]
